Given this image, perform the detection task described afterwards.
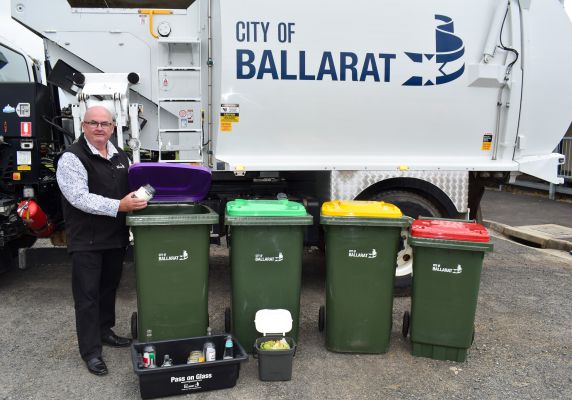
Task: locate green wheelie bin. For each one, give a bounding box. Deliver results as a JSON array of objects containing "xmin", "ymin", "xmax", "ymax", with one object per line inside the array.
[
  {"xmin": 320, "ymin": 200, "xmax": 409, "ymax": 353},
  {"xmin": 225, "ymin": 199, "xmax": 313, "ymax": 352},
  {"xmin": 126, "ymin": 163, "xmax": 218, "ymax": 342},
  {"xmin": 403, "ymin": 218, "xmax": 493, "ymax": 362}
]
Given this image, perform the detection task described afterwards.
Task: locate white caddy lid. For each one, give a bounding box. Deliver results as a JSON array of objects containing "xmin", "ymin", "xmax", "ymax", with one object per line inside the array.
[{"xmin": 254, "ymin": 309, "xmax": 293, "ymax": 336}]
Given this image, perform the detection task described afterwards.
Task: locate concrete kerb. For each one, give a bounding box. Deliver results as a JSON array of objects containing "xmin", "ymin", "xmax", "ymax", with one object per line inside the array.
[{"xmin": 483, "ymin": 219, "xmax": 572, "ymax": 252}]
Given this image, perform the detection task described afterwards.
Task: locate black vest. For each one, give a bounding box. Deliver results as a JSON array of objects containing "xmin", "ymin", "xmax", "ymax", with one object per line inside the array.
[{"xmin": 61, "ymin": 135, "xmax": 130, "ymax": 252}]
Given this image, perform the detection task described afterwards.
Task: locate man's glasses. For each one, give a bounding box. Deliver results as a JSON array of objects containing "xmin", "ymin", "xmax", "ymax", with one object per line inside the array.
[{"xmin": 84, "ymin": 120, "xmax": 114, "ymax": 128}]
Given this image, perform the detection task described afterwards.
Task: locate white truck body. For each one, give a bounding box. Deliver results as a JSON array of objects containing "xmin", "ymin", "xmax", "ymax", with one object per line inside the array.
[
  {"xmin": 8, "ymin": 0, "xmax": 572, "ymax": 281},
  {"xmin": 10, "ymin": 0, "xmax": 572, "ymax": 183}
]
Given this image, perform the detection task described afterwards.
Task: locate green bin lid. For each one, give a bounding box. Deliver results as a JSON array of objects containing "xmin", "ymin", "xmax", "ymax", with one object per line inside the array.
[
  {"xmin": 225, "ymin": 199, "xmax": 312, "ymax": 226},
  {"xmin": 226, "ymin": 199, "xmax": 308, "ymax": 217}
]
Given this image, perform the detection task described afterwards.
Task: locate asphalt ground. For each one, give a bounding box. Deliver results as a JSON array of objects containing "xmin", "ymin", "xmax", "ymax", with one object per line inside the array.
[
  {"xmin": 1, "ymin": 187, "xmax": 571, "ymax": 399},
  {"xmin": 481, "ymin": 188, "xmax": 572, "ymax": 252},
  {"xmin": 0, "ymin": 233, "xmax": 571, "ymax": 400},
  {"xmin": 481, "ymin": 187, "xmax": 572, "ymax": 228}
]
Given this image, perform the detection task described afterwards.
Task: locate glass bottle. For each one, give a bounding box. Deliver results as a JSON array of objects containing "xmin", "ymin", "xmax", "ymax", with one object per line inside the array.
[
  {"xmin": 161, "ymin": 354, "xmax": 173, "ymax": 367},
  {"xmin": 223, "ymin": 335, "xmax": 234, "ymax": 360}
]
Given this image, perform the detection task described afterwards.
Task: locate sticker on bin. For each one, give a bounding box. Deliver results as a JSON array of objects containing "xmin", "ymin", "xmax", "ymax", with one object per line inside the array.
[
  {"xmin": 158, "ymin": 249, "xmax": 189, "ymax": 262},
  {"xmin": 255, "ymin": 251, "xmax": 283, "ymax": 262},
  {"xmin": 255, "ymin": 309, "xmax": 293, "ymax": 336},
  {"xmin": 432, "ymin": 263, "xmax": 463, "ymax": 274},
  {"xmin": 348, "ymin": 248, "xmax": 378, "ymax": 259}
]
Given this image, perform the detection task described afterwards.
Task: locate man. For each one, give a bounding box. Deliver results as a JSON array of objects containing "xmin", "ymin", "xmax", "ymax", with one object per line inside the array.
[{"xmin": 56, "ymin": 105, "xmax": 147, "ymax": 376}]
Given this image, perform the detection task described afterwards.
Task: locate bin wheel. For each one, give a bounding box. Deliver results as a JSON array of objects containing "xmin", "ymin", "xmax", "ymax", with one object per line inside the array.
[
  {"xmin": 318, "ymin": 305, "xmax": 325, "ymax": 332},
  {"xmin": 131, "ymin": 311, "xmax": 138, "ymax": 340},
  {"xmin": 224, "ymin": 307, "xmax": 231, "ymax": 333},
  {"xmin": 402, "ymin": 311, "xmax": 410, "ymax": 338}
]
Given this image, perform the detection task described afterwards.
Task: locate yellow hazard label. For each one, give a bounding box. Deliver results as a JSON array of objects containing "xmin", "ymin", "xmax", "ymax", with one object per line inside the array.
[
  {"xmin": 220, "ymin": 121, "xmax": 233, "ymax": 132},
  {"xmin": 220, "ymin": 103, "xmax": 240, "ymax": 127},
  {"xmin": 220, "ymin": 113, "xmax": 239, "ymax": 123},
  {"xmin": 482, "ymin": 134, "xmax": 493, "ymax": 151},
  {"xmin": 17, "ymin": 165, "xmax": 31, "ymax": 171}
]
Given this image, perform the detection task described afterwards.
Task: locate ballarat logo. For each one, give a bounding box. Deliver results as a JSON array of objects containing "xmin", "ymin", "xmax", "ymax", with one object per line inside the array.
[
  {"xmin": 348, "ymin": 249, "xmax": 378, "ymax": 259},
  {"xmin": 235, "ymin": 14, "xmax": 464, "ymax": 86},
  {"xmin": 403, "ymin": 15, "xmax": 465, "ymax": 86},
  {"xmin": 432, "ymin": 263, "xmax": 463, "ymax": 274},
  {"xmin": 158, "ymin": 250, "xmax": 189, "ymax": 262},
  {"xmin": 255, "ymin": 252, "xmax": 284, "ymax": 262}
]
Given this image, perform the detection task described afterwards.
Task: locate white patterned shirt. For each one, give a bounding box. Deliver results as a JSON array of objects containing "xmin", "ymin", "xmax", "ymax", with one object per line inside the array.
[{"xmin": 56, "ymin": 139, "xmax": 123, "ymax": 217}]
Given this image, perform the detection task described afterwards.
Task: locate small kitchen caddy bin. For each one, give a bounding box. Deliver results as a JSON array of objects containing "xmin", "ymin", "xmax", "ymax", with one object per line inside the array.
[{"xmin": 253, "ymin": 309, "xmax": 297, "ymax": 381}]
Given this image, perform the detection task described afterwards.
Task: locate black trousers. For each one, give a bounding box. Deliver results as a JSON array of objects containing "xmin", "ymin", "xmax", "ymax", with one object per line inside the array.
[{"xmin": 71, "ymin": 248, "xmax": 126, "ymax": 361}]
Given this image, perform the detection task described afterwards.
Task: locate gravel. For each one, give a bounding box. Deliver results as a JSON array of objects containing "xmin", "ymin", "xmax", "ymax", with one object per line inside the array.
[{"xmin": 0, "ymin": 235, "xmax": 570, "ymax": 400}]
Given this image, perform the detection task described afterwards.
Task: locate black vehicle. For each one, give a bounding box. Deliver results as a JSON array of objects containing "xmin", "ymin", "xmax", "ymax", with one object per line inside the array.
[{"xmin": 0, "ymin": 39, "xmax": 70, "ymax": 272}]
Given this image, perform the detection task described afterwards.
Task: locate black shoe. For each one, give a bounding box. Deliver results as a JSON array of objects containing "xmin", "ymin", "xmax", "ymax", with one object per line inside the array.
[
  {"xmin": 86, "ymin": 357, "xmax": 108, "ymax": 376},
  {"xmin": 101, "ymin": 331, "xmax": 131, "ymax": 347}
]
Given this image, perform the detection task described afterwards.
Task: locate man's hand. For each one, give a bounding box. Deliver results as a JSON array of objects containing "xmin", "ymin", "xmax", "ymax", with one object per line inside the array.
[{"xmin": 119, "ymin": 192, "xmax": 148, "ymax": 212}]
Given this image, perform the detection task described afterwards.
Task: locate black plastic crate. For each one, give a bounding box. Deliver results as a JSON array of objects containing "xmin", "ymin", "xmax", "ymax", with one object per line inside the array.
[{"xmin": 131, "ymin": 335, "xmax": 248, "ymax": 399}]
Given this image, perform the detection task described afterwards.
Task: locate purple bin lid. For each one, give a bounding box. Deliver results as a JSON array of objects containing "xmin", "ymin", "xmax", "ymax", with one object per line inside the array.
[{"xmin": 128, "ymin": 162, "xmax": 212, "ymax": 202}]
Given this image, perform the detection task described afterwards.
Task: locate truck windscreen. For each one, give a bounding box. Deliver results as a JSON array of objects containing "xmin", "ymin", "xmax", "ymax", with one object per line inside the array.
[{"xmin": 0, "ymin": 44, "xmax": 30, "ymax": 83}]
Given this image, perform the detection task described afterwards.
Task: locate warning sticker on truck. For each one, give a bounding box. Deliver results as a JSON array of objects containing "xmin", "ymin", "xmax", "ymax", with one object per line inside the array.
[
  {"xmin": 482, "ymin": 134, "xmax": 493, "ymax": 151},
  {"xmin": 220, "ymin": 104, "xmax": 239, "ymax": 132},
  {"xmin": 16, "ymin": 103, "xmax": 30, "ymax": 118},
  {"xmin": 17, "ymin": 151, "xmax": 32, "ymax": 165},
  {"xmin": 220, "ymin": 121, "xmax": 233, "ymax": 132},
  {"xmin": 178, "ymin": 109, "xmax": 195, "ymax": 128}
]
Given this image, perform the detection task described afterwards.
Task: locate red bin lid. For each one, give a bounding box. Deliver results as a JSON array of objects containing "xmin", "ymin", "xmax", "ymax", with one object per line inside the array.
[{"xmin": 411, "ymin": 219, "xmax": 490, "ymax": 242}]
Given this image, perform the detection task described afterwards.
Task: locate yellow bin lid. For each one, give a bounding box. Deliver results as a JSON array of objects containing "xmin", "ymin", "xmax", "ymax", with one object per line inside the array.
[{"xmin": 321, "ymin": 200, "xmax": 403, "ymax": 218}]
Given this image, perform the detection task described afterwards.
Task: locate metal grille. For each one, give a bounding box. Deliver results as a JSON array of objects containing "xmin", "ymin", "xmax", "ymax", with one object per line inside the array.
[{"xmin": 557, "ymin": 137, "xmax": 572, "ymax": 180}]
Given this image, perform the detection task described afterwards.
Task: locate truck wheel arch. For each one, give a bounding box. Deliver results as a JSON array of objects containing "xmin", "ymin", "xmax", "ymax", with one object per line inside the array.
[{"xmin": 354, "ymin": 177, "xmax": 459, "ymax": 218}]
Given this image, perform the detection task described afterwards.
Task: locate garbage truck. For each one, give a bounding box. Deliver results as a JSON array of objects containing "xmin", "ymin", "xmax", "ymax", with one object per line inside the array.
[{"xmin": 2, "ymin": 0, "xmax": 572, "ymax": 286}]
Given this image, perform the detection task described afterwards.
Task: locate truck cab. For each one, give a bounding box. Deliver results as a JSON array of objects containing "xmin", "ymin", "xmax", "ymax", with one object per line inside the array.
[{"xmin": 0, "ymin": 36, "xmax": 64, "ymax": 272}]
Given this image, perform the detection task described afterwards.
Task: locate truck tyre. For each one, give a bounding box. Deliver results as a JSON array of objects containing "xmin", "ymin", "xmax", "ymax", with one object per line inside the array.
[
  {"xmin": 367, "ymin": 190, "xmax": 443, "ymax": 295},
  {"xmin": 0, "ymin": 248, "xmax": 13, "ymax": 274},
  {"xmin": 11, "ymin": 234, "xmax": 38, "ymax": 251}
]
